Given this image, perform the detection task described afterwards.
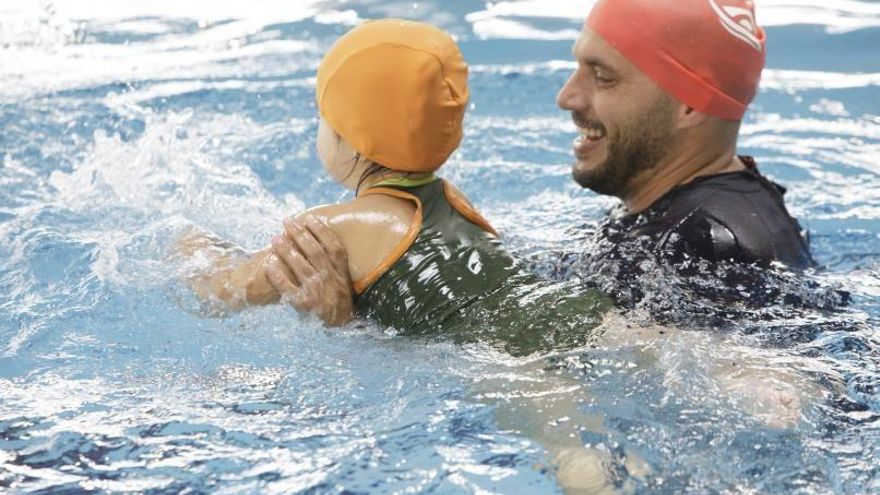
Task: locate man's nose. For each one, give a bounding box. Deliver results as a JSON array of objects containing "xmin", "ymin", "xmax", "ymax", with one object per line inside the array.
[{"xmin": 557, "ymin": 70, "xmax": 587, "ymax": 112}]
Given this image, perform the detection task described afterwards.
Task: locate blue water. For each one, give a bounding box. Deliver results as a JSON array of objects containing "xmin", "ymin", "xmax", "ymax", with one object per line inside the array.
[{"xmin": 1, "ymin": 1, "xmax": 879, "ymax": 493}]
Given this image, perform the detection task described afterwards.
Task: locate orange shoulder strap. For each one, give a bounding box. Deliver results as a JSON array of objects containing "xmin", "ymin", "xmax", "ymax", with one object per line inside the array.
[
  {"xmin": 352, "ymin": 187, "xmax": 423, "ymax": 295},
  {"xmin": 441, "ymin": 180, "xmax": 499, "ymax": 237}
]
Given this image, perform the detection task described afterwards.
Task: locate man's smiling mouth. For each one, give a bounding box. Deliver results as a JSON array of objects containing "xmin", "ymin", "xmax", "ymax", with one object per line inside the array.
[
  {"xmin": 579, "ymin": 125, "xmax": 606, "ymax": 142},
  {"xmin": 571, "ymin": 114, "xmax": 607, "ymax": 152},
  {"xmin": 573, "ymin": 121, "xmax": 607, "ymax": 159}
]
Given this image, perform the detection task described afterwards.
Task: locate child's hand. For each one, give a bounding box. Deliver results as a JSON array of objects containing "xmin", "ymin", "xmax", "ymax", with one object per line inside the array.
[{"xmin": 267, "ymin": 217, "xmax": 354, "ymax": 327}]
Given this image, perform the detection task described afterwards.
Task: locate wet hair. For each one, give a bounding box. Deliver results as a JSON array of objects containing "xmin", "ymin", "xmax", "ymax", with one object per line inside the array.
[
  {"xmin": 331, "ymin": 128, "xmax": 415, "ymax": 195},
  {"xmin": 353, "ymin": 160, "xmax": 420, "ymax": 195},
  {"xmin": 356, "ymin": 161, "xmax": 386, "ymax": 195}
]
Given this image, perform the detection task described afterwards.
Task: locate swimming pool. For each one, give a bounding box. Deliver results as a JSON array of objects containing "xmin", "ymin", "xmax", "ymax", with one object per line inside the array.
[{"xmin": 1, "ymin": 0, "xmax": 879, "ymax": 493}]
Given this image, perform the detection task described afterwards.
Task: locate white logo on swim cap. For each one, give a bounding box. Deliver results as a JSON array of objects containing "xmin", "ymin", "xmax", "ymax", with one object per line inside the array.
[{"xmin": 707, "ymin": 0, "xmax": 763, "ymax": 53}]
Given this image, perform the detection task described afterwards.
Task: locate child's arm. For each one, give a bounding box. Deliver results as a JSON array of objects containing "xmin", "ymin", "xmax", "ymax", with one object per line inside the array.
[
  {"xmin": 177, "ymin": 230, "xmax": 279, "ymax": 311},
  {"xmin": 177, "ymin": 214, "xmax": 355, "ymax": 323}
]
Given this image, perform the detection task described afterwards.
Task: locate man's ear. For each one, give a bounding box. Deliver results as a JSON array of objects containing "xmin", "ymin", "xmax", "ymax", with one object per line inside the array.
[{"xmin": 676, "ymin": 105, "xmax": 711, "ymax": 130}]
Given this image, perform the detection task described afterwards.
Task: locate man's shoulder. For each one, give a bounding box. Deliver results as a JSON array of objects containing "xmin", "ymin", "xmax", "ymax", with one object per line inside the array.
[
  {"xmin": 631, "ymin": 170, "xmax": 766, "ymax": 238},
  {"xmin": 665, "ymin": 168, "xmax": 773, "ymax": 217},
  {"xmin": 640, "ymin": 168, "xmax": 814, "ymax": 268}
]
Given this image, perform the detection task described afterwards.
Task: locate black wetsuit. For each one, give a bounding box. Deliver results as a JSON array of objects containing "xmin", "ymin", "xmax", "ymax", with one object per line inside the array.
[
  {"xmin": 567, "ymin": 157, "xmax": 816, "ymax": 309},
  {"xmin": 619, "ymin": 157, "xmax": 812, "ymax": 268}
]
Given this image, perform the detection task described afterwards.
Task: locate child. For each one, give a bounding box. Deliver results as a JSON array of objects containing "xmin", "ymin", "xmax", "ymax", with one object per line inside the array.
[{"xmin": 184, "ymin": 19, "xmax": 610, "ymax": 356}]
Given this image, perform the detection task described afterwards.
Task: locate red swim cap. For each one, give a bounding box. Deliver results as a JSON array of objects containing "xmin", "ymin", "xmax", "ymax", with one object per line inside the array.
[{"xmin": 587, "ymin": 0, "xmax": 766, "ymax": 120}]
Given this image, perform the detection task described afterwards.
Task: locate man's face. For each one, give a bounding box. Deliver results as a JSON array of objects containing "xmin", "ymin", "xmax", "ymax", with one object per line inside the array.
[{"xmin": 557, "ymin": 29, "xmax": 678, "ymax": 197}]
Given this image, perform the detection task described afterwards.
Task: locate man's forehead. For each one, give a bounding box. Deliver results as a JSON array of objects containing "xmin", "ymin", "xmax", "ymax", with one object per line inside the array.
[{"xmin": 573, "ymin": 28, "xmax": 629, "ymax": 71}]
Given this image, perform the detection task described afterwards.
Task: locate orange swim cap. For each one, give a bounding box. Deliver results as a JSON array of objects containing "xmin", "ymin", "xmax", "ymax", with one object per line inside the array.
[
  {"xmin": 587, "ymin": 0, "xmax": 766, "ymax": 120},
  {"xmin": 316, "ymin": 19, "xmax": 469, "ymax": 172}
]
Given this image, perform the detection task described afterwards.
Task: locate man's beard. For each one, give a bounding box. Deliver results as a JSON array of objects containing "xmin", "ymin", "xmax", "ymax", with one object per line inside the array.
[{"xmin": 573, "ymin": 96, "xmax": 676, "ymax": 196}]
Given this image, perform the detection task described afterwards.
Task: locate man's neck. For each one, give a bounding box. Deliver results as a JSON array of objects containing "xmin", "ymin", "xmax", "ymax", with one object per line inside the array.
[{"xmin": 623, "ymin": 150, "xmax": 745, "ymax": 214}]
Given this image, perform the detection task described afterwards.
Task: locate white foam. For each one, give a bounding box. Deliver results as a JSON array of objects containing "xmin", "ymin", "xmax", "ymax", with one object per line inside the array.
[{"xmin": 0, "ymin": 0, "xmax": 322, "ymax": 99}]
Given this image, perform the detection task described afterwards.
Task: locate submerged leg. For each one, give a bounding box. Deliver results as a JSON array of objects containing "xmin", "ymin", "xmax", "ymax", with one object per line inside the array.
[
  {"xmin": 470, "ymin": 349, "xmax": 649, "ymax": 494},
  {"xmin": 595, "ymin": 312, "xmax": 833, "ymax": 429}
]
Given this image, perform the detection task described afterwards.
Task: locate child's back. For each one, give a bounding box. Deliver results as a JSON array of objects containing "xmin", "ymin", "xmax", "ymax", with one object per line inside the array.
[{"xmin": 351, "ymin": 176, "xmax": 609, "ymax": 356}]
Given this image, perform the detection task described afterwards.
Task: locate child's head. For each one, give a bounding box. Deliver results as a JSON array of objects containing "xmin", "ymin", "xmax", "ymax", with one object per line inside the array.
[{"xmin": 315, "ymin": 19, "xmax": 469, "ymax": 190}]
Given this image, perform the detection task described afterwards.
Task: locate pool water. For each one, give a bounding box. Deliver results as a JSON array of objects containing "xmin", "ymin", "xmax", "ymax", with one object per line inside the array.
[{"xmin": 1, "ymin": 1, "xmax": 879, "ymax": 493}]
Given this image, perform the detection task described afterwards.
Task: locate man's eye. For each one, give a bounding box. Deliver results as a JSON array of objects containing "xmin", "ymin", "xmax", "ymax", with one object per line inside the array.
[
  {"xmin": 592, "ymin": 68, "xmax": 614, "ymax": 85},
  {"xmin": 596, "ymin": 73, "xmax": 614, "ymax": 84}
]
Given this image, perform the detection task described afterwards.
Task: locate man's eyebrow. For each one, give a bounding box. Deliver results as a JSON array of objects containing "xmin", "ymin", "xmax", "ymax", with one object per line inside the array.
[{"xmin": 583, "ymin": 57, "xmax": 615, "ymax": 73}]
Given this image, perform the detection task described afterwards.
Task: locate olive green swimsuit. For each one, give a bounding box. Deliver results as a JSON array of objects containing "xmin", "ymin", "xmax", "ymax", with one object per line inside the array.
[{"xmin": 355, "ymin": 176, "xmax": 611, "ymax": 356}]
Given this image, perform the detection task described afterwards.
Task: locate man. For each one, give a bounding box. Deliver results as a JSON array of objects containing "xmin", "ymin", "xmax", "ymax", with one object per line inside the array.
[
  {"xmin": 545, "ymin": 0, "xmax": 815, "ymax": 309},
  {"xmin": 271, "ymin": 0, "xmax": 814, "ymax": 322}
]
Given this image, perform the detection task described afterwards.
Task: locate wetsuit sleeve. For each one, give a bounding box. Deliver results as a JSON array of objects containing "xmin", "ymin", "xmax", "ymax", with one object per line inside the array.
[
  {"xmin": 665, "ymin": 210, "xmax": 755, "ymax": 265},
  {"xmin": 656, "ymin": 209, "xmax": 846, "ymax": 310}
]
